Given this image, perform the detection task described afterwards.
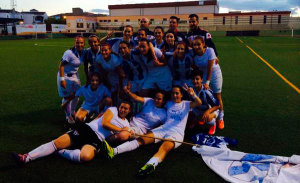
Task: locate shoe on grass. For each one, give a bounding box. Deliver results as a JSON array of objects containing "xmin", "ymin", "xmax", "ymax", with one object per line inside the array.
[
  {"xmin": 138, "ymin": 164, "xmax": 155, "ymax": 176},
  {"xmin": 11, "ymin": 152, "xmax": 28, "ymax": 165},
  {"xmin": 100, "ymin": 140, "xmax": 114, "ymax": 160},
  {"xmin": 208, "ymin": 123, "xmax": 216, "ymax": 135},
  {"xmin": 218, "ymin": 120, "xmax": 224, "ymax": 130}
]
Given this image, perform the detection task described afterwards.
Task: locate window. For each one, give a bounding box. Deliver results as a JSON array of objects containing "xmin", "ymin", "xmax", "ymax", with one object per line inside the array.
[
  {"xmin": 203, "ymin": 17, "xmax": 208, "ymax": 20},
  {"xmin": 278, "ymin": 15, "xmax": 281, "ymax": 24},
  {"xmin": 114, "ymin": 20, "xmax": 118, "ymax": 22},
  {"xmin": 163, "ymin": 18, "xmax": 167, "ymax": 21},
  {"xmin": 108, "ymin": 20, "xmax": 111, "ymax": 22},
  {"xmin": 126, "ymin": 19, "xmax": 130, "ymax": 22},
  {"xmin": 222, "ymin": 16, "xmax": 225, "ymax": 24},
  {"xmin": 235, "ymin": 16, "xmax": 238, "ymax": 24},
  {"xmin": 87, "ymin": 23, "xmax": 90, "ymax": 28},
  {"xmin": 77, "ymin": 23, "xmax": 83, "ymax": 28},
  {"xmin": 263, "ymin": 15, "xmax": 267, "ymax": 24},
  {"xmin": 104, "ymin": 20, "xmax": 107, "ymax": 22},
  {"xmin": 249, "ymin": 16, "xmax": 252, "ymax": 24}
]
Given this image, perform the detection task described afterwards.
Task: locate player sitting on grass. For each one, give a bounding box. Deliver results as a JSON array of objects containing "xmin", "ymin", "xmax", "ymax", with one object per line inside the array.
[
  {"xmin": 61, "ymin": 73, "xmax": 112, "ymax": 123},
  {"xmin": 187, "ymin": 70, "xmax": 220, "ymax": 135},
  {"xmin": 106, "ymin": 82, "xmax": 167, "ymax": 149},
  {"xmin": 12, "ymin": 101, "xmax": 132, "ymax": 164},
  {"xmin": 101, "ymin": 85, "xmax": 202, "ymax": 176}
]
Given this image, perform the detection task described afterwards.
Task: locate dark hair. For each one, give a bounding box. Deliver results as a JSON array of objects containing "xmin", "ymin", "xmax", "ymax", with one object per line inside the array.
[
  {"xmin": 169, "ymin": 16, "xmax": 179, "ymax": 23},
  {"xmin": 74, "ymin": 35, "xmax": 85, "ymax": 40},
  {"xmin": 189, "ymin": 14, "xmax": 199, "ymax": 21},
  {"xmin": 190, "ymin": 69, "xmax": 204, "ymax": 79},
  {"xmin": 138, "ymin": 28, "xmax": 147, "ymax": 35},
  {"xmin": 101, "ymin": 42, "xmax": 111, "ymax": 49},
  {"xmin": 88, "ymin": 35, "xmax": 100, "ymax": 42},
  {"xmin": 162, "ymin": 30, "xmax": 178, "ymax": 52},
  {"xmin": 89, "ymin": 72, "xmax": 103, "ymax": 83},
  {"xmin": 124, "ymin": 25, "xmax": 133, "ymax": 31},
  {"xmin": 119, "ymin": 100, "xmax": 133, "ymax": 111},
  {"xmin": 154, "ymin": 26, "xmax": 164, "ymax": 34},
  {"xmin": 172, "ymin": 85, "xmax": 184, "ymax": 95},
  {"xmin": 119, "ymin": 40, "xmax": 131, "ymax": 49},
  {"xmin": 138, "ymin": 38, "xmax": 153, "ymax": 62},
  {"xmin": 192, "ymin": 36, "xmax": 206, "ymax": 49},
  {"xmin": 173, "ymin": 41, "xmax": 188, "ymax": 58}
]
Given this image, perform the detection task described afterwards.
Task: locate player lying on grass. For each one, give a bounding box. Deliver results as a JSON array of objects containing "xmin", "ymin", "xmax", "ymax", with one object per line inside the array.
[
  {"xmin": 57, "ymin": 36, "xmax": 85, "ymax": 124},
  {"xmin": 106, "ymin": 82, "xmax": 167, "ymax": 146},
  {"xmin": 187, "ymin": 70, "xmax": 220, "ymax": 135},
  {"xmin": 12, "ymin": 101, "xmax": 132, "ymax": 164},
  {"xmin": 101, "ymin": 85, "xmax": 202, "ymax": 176},
  {"xmin": 61, "ymin": 73, "xmax": 112, "ymax": 123}
]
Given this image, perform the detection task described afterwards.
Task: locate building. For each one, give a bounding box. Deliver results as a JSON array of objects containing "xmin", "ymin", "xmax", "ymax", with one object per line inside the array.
[
  {"xmin": 0, "ymin": 9, "xmax": 23, "ymax": 34},
  {"xmin": 21, "ymin": 9, "xmax": 48, "ymax": 24}
]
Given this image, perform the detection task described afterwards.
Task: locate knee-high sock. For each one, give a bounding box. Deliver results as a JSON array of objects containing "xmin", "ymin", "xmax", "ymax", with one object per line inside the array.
[
  {"xmin": 113, "ymin": 139, "xmax": 140, "ymax": 155},
  {"xmin": 219, "ymin": 110, "xmax": 224, "ymax": 120},
  {"xmin": 70, "ymin": 97, "xmax": 79, "ymax": 114},
  {"xmin": 208, "ymin": 118, "xmax": 216, "ymax": 126},
  {"xmin": 57, "ymin": 149, "xmax": 81, "ymax": 162},
  {"xmin": 62, "ymin": 98, "xmax": 72, "ymax": 117},
  {"xmin": 26, "ymin": 141, "xmax": 57, "ymax": 163}
]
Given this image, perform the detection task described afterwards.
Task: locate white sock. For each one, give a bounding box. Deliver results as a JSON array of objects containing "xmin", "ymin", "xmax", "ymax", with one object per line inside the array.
[
  {"xmin": 113, "ymin": 140, "xmax": 140, "ymax": 155},
  {"xmin": 58, "ymin": 149, "xmax": 81, "ymax": 162},
  {"xmin": 146, "ymin": 157, "xmax": 160, "ymax": 167},
  {"xmin": 62, "ymin": 98, "xmax": 72, "ymax": 117},
  {"xmin": 219, "ymin": 110, "xmax": 224, "ymax": 121},
  {"xmin": 70, "ymin": 97, "xmax": 79, "ymax": 114},
  {"xmin": 27, "ymin": 141, "xmax": 57, "ymax": 163},
  {"xmin": 208, "ymin": 118, "xmax": 216, "ymax": 126}
]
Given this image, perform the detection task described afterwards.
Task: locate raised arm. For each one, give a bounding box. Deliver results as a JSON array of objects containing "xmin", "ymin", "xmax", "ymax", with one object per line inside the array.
[
  {"xmin": 100, "ymin": 30, "xmax": 115, "ymax": 44},
  {"xmin": 182, "ymin": 83, "xmax": 202, "ymax": 109},
  {"xmin": 123, "ymin": 82, "xmax": 145, "ymax": 103}
]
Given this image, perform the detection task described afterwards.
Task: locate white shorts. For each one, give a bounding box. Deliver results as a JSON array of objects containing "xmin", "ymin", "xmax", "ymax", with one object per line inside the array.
[
  {"xmin": 57, "ymin": 73, "xmax": 81, "ymax": 97},
  {"xmin": 210, "ymin": 75, "xmax": 222, "ymax": 94},
  {"xmin": 151, "ymin": 126, "xmax": 183, "ymax": 149},
  {"xmin": 142, "ymin": 76, "xmax": 172, "ymax": 91},
  {"xmin": 130, "ymin": 126, "xmax": 148, "ymax": 136}
]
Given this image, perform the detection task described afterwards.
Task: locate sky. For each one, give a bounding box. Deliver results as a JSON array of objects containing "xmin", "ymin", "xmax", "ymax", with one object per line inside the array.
[{"xmin": 0, "ymin": 0, "xmax": 299, "ymax": 16}]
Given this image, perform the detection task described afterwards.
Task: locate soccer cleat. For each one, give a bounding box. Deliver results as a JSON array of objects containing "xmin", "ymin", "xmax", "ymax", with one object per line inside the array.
[
  {"xmin": 100, "ymin": 140, "xmax": 114, "ymax": 159},
  {"xmin": 11, "ymin": 152, "xmax": 28, "ymax": 165},
  {"xmin": 198, "ymin": 121, "xmax": 205, "ymax": 125},
  {"xmin": 218, "ymin": 120, "xmax": 224, "ymax": 130},
  {"xmin": 138, "ymin": 164, "xmax": 155, "ymax": 176},
  {"xmin": 66, "ymin": 115, "xmax": 75, "ymax": 124},
  {"xmin": 208, "ymin": 123, "xmax": 216, "ymax": 135}
]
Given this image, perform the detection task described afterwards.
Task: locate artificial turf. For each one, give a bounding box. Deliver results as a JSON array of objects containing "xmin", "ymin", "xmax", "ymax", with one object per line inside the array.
[{"xmin": 0, "ymin": 37, "xmax": 299, "ymax": 182}]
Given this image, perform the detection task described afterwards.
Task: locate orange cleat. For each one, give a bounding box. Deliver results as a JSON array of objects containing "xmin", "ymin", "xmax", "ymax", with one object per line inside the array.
[
  {"xmin": 218, "ymin": 120, "xmax": 224, "ymax": 130},
  {"xmin": 208, "ymin": 123, "xmax": 216, "ymax": 135}
]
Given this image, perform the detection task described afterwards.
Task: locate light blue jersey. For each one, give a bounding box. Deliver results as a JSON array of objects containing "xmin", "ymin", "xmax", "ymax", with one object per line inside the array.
[
  {"xmin": 61, "ymin": 47, "xmax": 85, "ymax": 75},
  {"xmin": 76, "ymin": 84, "xmax": 111, "ymax": 112}
]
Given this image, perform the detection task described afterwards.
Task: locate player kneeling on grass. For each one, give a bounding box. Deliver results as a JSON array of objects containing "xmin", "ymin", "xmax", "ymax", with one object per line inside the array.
[
  {"xmin": 12, "ymin": 101, "xmax": 132, "ymax": 164},
  {"xmin": 106, "ymin": 82, "xmax": 167, "ymax": 149},
  {"xmin": 101, "ymin": 85, "xmax": 202, "ymax": 176},
  {"xmin": 187, "ymin": 70, "xmax": 220, "ymax": 135},
  {"xmin": 62, "ymin": 73, "xmax": 112, "ymax": 123}
]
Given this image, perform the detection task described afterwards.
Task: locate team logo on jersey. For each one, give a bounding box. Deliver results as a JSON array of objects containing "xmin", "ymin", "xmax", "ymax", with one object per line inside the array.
[{"xmin": 206, "ymin": 33, "xmax": 212, "ymax": 39}]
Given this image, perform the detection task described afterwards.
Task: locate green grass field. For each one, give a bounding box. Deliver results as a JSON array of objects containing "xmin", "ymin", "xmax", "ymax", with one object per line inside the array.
[{"xmin": 0, "ymin": 36, "xmax": 299, "ymax": 182}]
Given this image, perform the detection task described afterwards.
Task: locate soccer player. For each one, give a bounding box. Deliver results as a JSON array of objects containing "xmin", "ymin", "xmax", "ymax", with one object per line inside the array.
[
  {"xmin": 192, "ymin": 37, "xmax": 224, "ymax": 130},
  {"xmin": 57, "ymin": 36, "xmax": 85, "ymax": 124},
  {"xmin": 133, "ymin": 17, "xmax": 154, "ymax": 41},
  {"xmin": 166, "ymin": 41, "xmax": 193, "ymax": 87},
  {"xmin": 61, "ymin": 73, "xmax": 112, "ymax": 123},
  {"xmin": 106, "ymin": 82, "xmax": 167, "ymax": 147},
  {"xmin": 135, "ymin": 38, "xmax": 172, "ymax": 96},
  {"xmin": 101, "ymin": 85, "xmax": 202, "ymax": 176},
  {"xmin": 188, "ymin": 70, "xmax": 220, "ymax": 135},
  {"xmin": 186, "ymin": 14, "xmax": 218, "ymax": 56},
  {"xmin": 12, "ymin": 101, "xmax": 132, "ymax": 164},
  {"xmin": 95, "ymin": 43, "xmax": 124, "ymax": 104},
  {"xmin": 83, "ymin": 35, "xmax": 101, "ymax": 84},
  {"xmin": 161, "ymin": 30, "xmax": 178, "ymax": 53},
  {"xmin": 133, "ymin": 28, "xmax": 148, "ymax": 48},
  {"xmin": 107, "ymin": 25, "xmax": 135, "ymax": 55},
  {"xmin": 152, "ymin": 26, "xmax": 165, "ymax": 49},
  {"xmin": 168, "ymin": 16, "xmax": 185, "ymax": 42}
]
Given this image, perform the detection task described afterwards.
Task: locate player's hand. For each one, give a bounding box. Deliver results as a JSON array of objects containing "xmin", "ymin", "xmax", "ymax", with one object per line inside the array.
[
  {"xmin": 204, "ymin": 83, "xmax": 210, "ymax": 90},
  {"xmin": 123, "ymin": 82, "xmax": 132, "ymax": 94},
  {"xmin": 182, "ymin": 83, "xmax": 195, "ymax": 96},
  {"xmin": 215, "ymin": 58, "xmax": 219, "ymax": 65},
  {"xmin": 201, "ymin": 111, "xmax": 210, "ymax": 122},
  {"xmin": 153, "ymin": 58, "xmax": 161, "ymax": 66},
  {"xmin": 107, "ymin": 30, "xmax": 115, "ymax": 38},
  {"xmin": 60, "ymin": 80, "xmax": 67, "ymax": 89}
]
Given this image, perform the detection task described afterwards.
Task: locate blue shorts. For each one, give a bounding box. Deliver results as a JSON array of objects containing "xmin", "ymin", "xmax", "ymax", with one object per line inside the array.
[{"xmin": 57, "ymin": 72, "xmax": 81, "ymax": 97}]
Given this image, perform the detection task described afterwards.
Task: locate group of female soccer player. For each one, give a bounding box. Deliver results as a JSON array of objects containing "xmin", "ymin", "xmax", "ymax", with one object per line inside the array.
[{"xmin": 13, "ymin": 14, "xmax": 225, "ymax": 176}]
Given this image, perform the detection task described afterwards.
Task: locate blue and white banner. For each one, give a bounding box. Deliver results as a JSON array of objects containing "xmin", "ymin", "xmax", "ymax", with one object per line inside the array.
[{"xmin": 193, "ymin": 146, "xmax": 300, "ymax": 183}]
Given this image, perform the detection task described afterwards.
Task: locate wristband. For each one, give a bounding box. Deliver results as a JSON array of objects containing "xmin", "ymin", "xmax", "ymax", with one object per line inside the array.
[
  {"xmin": 205, "ymin": 80, "xmax": 210, "ymax": 85},
  {"xmin": 60, "ymin": 77, "xmax": 65, "ymax": 81}
]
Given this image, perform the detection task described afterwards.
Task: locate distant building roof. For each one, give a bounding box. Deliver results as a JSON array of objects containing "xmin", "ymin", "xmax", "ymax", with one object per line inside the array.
[
  {"xmin": 0, "ymin": 9, "xmax": 20, "ymax": 13},
  {"xmin": 22, "ymin": 11, "xmax": 46, "ymax": 15},
  {"xmin": 50, "ymin": 12, "xmax": 106, "ymax": 18},
  {"xmin": 108, "ymin": 0, "xmax": 217, "ymax": 10},
  {"xmin": 215, "ymin": 11, "xmax": 291, "ymax": 16}
]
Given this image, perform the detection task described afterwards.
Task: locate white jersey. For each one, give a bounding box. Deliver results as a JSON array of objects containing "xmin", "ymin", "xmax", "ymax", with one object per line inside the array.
[
  {"xmin": 161, "ymin": 100, "xmax": 191, "ymax": 136},
  {"xmin": 193, "ymin": 47, "xmax": 222, "ymax": 82},
  {"xmin": 75, "ymin": 84, "xmax": 111, "ymax": 109},
  {"xmin": 61, "ymin": 47, "xmax": 84, "ymax": 75},
  {"xmin": 130, "ymin": 98, "xmax": 167, "ymax": 131},
  {"xmin": 87, "ymin": 107, "xmax": 129, "ymax": 141}
]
